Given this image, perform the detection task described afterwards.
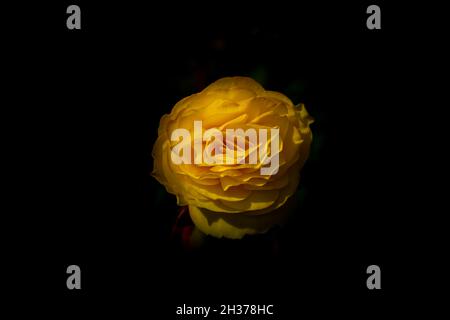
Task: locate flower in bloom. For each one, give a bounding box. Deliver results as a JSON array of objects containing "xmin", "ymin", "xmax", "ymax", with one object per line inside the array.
[{"xmin": 152, "ymin": 77, "xmax": 313, "ymax": 239}]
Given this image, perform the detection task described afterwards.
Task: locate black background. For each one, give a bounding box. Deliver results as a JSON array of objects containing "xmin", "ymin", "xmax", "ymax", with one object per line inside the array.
[{"xmin": 4, "ymin": 0, "xmax": 443, "ymax": 318}]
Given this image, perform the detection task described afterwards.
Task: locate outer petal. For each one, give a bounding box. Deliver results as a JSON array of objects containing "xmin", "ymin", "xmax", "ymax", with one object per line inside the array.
[{"xmin": 188, "ymin": 205, "xmax": 285, "ymax": 239}]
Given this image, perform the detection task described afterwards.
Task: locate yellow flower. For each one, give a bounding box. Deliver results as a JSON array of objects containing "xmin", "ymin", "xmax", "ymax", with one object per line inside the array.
[{"xmin": 152, "ymin": 77, "xmax": 313, "ymax": 239}]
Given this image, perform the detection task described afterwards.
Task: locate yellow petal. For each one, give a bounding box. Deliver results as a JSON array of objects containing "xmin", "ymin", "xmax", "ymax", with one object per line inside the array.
[{"xmin": 189, "ymin": 204, "xmax": 289, "ymax": 239}]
